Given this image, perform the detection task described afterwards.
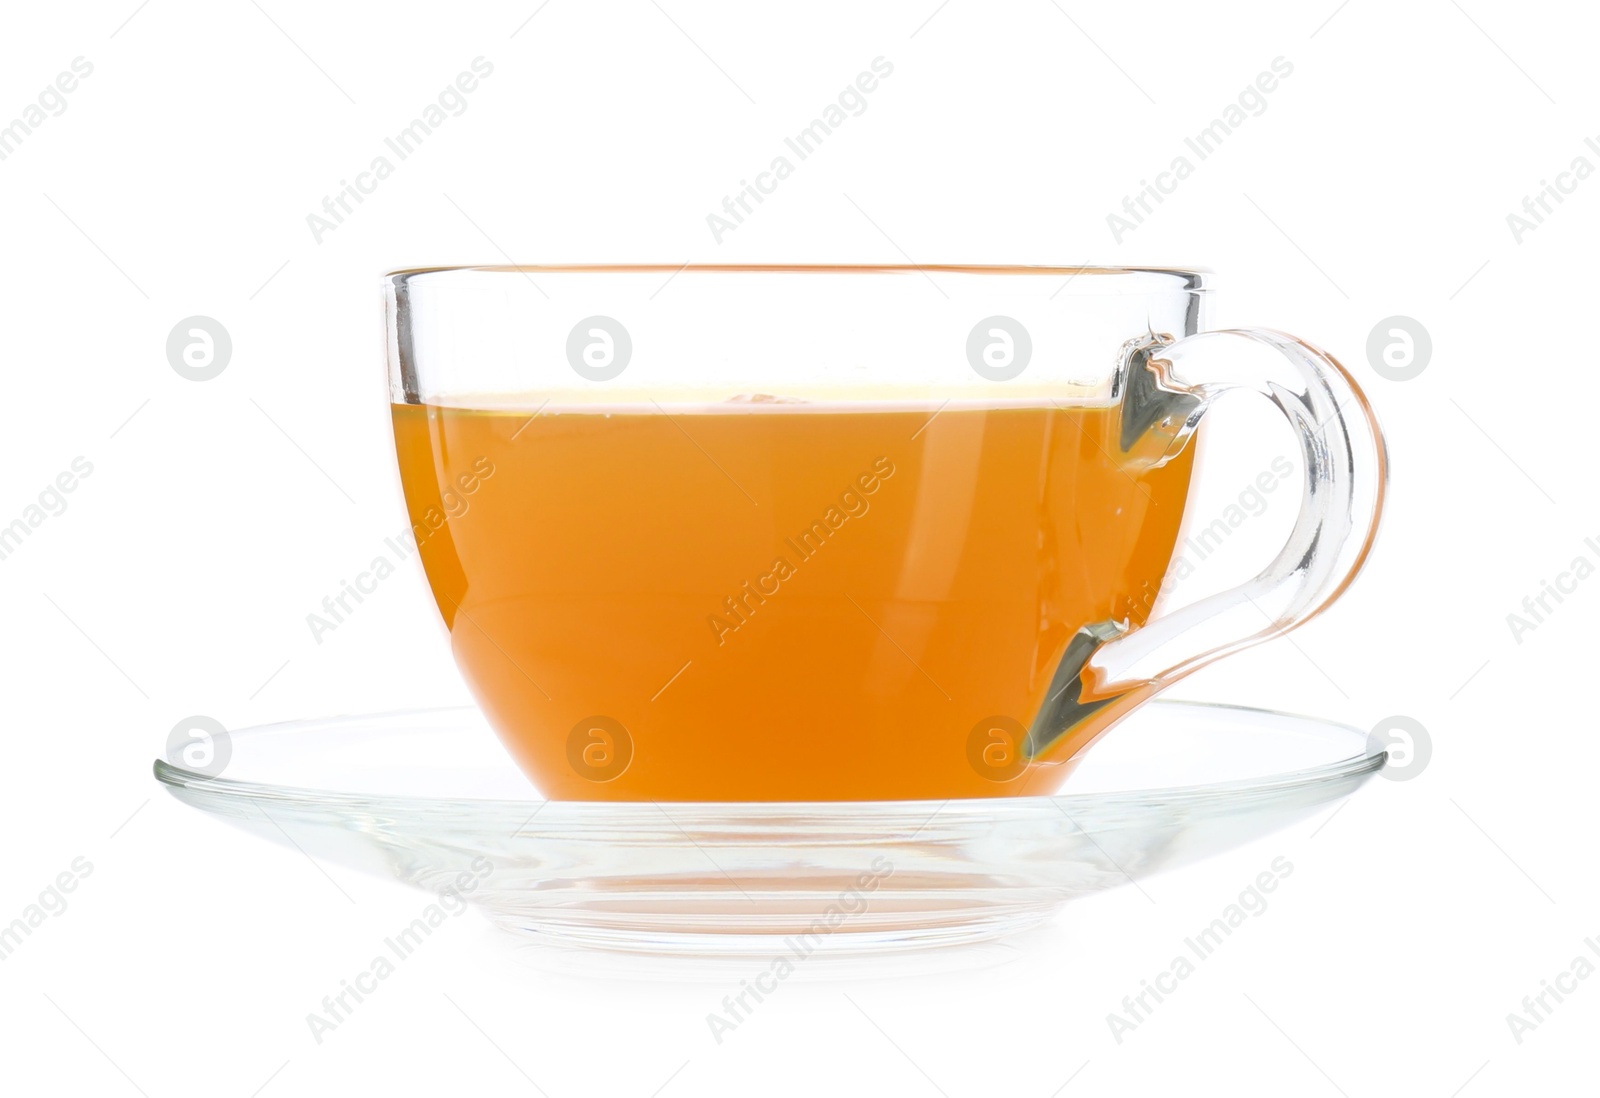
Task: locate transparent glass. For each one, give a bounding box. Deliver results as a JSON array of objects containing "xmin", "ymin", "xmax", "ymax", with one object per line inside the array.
[
  {"xmin": 154, "ymin": 702, "xmax": 1384, "ymax": 953},
  {"xmin": 384, "ymin": 265, "xmax": 1385, "ymax": 802}
]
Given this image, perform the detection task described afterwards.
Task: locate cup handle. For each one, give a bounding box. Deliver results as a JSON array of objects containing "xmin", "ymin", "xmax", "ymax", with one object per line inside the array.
[{"xmin": 1025, "ymin": 328, "xmax": 1389, "ymax": 759}]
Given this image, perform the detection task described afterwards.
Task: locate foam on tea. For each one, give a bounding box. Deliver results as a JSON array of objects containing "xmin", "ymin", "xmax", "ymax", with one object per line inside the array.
[{"xmin": 391, "ymin": 397, "xmax": 1195, "ymax": 800}]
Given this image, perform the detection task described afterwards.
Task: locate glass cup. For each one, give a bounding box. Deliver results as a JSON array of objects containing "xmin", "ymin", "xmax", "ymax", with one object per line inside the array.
[{"xmin": 384, "ymin": 265, "xmax": 1385, "ymax": 802}]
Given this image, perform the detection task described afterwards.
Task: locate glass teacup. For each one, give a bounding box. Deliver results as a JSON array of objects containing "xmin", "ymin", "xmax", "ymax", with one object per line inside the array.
[{"xmin": 385, "ymin": 265, "xmax": 1384, "ymax": 801}]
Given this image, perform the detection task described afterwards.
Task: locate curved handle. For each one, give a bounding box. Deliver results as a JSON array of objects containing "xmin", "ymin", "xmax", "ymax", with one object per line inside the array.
[{"xmin": 1025, "ymin": 328, "xmax": 1388, "ymax": 759}]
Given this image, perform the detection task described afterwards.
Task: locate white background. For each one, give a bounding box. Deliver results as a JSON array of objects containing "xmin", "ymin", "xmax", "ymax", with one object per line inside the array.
[{"xmin": 0, "ymin": 1, "xmax": 1592, "ymax": 1095}]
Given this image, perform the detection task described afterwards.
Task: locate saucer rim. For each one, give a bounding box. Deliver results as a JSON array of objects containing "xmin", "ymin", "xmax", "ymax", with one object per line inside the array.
[{"xmin": 151, "ymin": 699, "xmax": 1385, "ymax": 816}]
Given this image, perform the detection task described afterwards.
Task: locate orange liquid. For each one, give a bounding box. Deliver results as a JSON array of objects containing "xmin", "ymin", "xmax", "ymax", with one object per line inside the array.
[{"xmin": 391, "ymin": 401, "xmax": 1195, "ymax": 800}]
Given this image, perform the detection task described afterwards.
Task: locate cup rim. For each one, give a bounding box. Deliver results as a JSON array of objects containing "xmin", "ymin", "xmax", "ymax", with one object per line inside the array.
[{"xmin": 382, "ymin": 263, "xmax": 1213, "ymax": 293}]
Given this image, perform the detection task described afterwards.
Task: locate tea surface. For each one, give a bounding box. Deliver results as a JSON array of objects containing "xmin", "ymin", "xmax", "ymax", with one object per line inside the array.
[{"xmin": 392, "ymin": 400, "xmax": 1195, "ymax": 800}]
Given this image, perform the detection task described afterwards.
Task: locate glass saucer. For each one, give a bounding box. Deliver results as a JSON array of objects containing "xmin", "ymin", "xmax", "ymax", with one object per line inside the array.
[{"xmin": 153, "ymin": 702, "xmax": 1382, "ymax": 955}]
